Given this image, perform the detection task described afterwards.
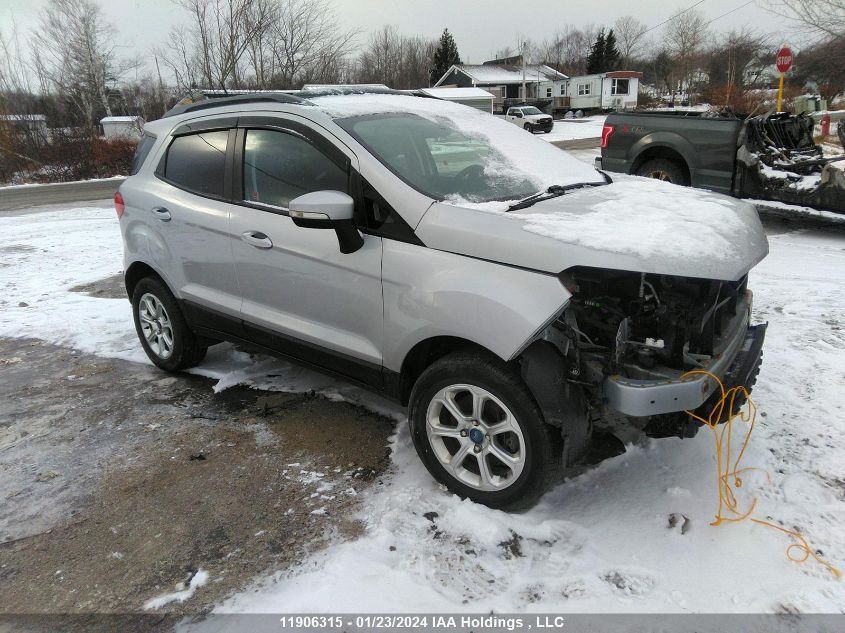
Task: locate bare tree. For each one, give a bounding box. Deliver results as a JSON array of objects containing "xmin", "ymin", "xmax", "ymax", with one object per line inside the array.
[
  {"xmin": 539, "ymin": 25, "xmax": 598, "ymax": 76},
  {"xmin": 31, "ymin": 0, "xmax": 136, "ymax": 131},
  {"xmin": 271, "ymin": 0, "xmax": 358, "ymax": 88},
  {"xmin": 161, "ymin": 0, "xmax": 275, "ymax": 90},
  {"xmin": 794, "ymin": 37, "xmax": 845, "ymax": 100},
  {"xmin": 765, "ymin": 0, "xmax": 845, "ymax": 42},
  {"xmin": 664, "ymin": 9, "xmax": 709, "ymax": 95},
  {"xmin": 614, "ymin": 16, "xmax": 649, "ymax": 67},
  {"xmin": 162, "ymin": 0, "xmax": 356, "ymax": 91},
  {"xmin": 354, "ymin": 25, "xmax": 435, "ymax": 89},
  {"xmin": 0, "ymin": 23, "xmax": 33, "ymax": 98},
  {"xmin": 707, "ymin": 29, "xmax": 767, "ymax": 89}
]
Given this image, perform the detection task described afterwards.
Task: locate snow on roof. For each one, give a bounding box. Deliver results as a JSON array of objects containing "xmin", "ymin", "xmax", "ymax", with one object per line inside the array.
[
  {"xmin": 0, "ymin": 114, "xmax": 46, "ymax": 121},
  {"xmin": 419, "ymin": 87, "xmax": 494, "ymax": 99},
  {"xmin": 303, "ymin": 83, "xmax": 389, "ymax": 91},
  {"xmin": 570, "ymin": 71, "xmax": 643, "ymax": 81},
  {"xmin": 451, "ymin": 64, "xmax": 568, "ymax": 84},
  {"xmin": 101, "ymin": 116, "xmax": 144, "ymax": 123}
]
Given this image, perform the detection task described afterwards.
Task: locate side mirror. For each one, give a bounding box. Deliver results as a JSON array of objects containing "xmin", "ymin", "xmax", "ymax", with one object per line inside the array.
[{"xmin": 288, "ymin": 190, "xmax": 363, "ymax": 254}]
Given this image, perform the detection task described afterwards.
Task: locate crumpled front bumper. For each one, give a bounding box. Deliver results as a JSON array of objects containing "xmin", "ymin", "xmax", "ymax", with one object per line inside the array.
[{"xmin": 603, "ymin": 322, "xmax": 767, "ymax": 418}]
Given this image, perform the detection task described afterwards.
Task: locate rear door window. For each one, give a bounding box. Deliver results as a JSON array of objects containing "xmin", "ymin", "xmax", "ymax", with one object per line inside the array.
[
  {"xmin": 242, "ymin": 128, "xmax": 348, "ymax": 208},
  {"xmin": 163, "ymin": 130, "xmax": 229, "ymax": 197},
  {"xmin": 130, "ymin": 133, "xmax": 157, "ymax": 175}
]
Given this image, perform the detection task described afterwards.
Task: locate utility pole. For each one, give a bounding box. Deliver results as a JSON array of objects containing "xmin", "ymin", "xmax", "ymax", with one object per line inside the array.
[
  {"xmin": 521, "ymin": 40, "xmax": 527, "ymax": 103},
  {"xmin": 154, "ymin": 54, "xmax": 167, "ymax": 118}
]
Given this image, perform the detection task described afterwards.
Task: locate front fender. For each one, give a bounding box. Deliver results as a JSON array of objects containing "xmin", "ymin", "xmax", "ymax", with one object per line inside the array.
[{"xmin": 381, "ymin": 240, "xmax": 570, "ymax": 373}]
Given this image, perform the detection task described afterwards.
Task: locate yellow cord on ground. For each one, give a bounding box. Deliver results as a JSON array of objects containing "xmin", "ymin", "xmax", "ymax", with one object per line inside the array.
[{"xmin": 682, "ymin": 369, "xmax": 841, "ymax": 579}]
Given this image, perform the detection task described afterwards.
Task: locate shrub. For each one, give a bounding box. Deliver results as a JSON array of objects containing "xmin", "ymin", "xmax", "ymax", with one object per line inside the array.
[{"xmin": 0, "ymin": 125, "xmax": 137, "ymax": 184}]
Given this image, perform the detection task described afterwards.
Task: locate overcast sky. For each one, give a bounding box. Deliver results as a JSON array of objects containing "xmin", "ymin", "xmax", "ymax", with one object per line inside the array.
[{"xmin": 2, "ymin": 0, "xmax": 798, "ymax": 81}]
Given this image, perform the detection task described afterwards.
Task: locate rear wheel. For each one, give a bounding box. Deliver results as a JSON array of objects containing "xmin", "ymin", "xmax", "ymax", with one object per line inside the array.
[
  {"xmin": 635, "ymin": 158, "xmax": 688, "ymax": 185},
  {"xmin": 132, "ymin": 277, "xmax": 207, "ymax": 371},
  {"xmin": 409, "ymin": 351, "xmax": 562, "ymax": 509}
]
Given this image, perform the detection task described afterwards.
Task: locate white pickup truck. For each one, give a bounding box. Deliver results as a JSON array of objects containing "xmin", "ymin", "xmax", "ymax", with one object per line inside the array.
[{"xmin": 504, "ymin": 106, "xmax": 554, "ymax": 134}]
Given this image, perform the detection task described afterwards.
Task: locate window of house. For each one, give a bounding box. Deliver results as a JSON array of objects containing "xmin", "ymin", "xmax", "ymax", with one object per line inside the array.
[
  {"xmin": 546, "ymin": 87, "xmax": 552, "ymax": 97},
  {"xmin": 242, "ymin": 128, "xmax": 348, "ymax": 208},
  {"xmin": 578, "ymin": 83, "xmax": 591, "ymax": 96},
  {"xmin": 560, "ymin": 84, "xmax": 566, "ymax": 96},
  {"xmin": 163, "ymin": 130, "xmax": 229, "ymax": 197},
  {"xmin": 611, "ymin": 78, "xmax": 630, "ymax": 95}
]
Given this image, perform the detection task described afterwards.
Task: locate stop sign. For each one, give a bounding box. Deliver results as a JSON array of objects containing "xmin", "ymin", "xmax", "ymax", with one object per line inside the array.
[{"xmin": 776, "ymin": 47, "xmax": 793, "ymax": 73}]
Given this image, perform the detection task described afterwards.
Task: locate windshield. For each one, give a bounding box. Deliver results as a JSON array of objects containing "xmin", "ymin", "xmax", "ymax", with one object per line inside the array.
[
  {"xmin": 340, "ymin": 114, "xmax": 538, "ymax": 202},
  {"xmin": 520, "ymin": 107, "xmax": 543, "ymax": 115},
  {"xmin": 333, "ymin": 101, "xmax": 602, "ymax": 204}
]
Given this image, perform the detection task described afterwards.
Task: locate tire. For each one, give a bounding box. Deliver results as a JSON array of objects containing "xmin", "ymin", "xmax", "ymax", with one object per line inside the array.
[
  {"xmin": 408, "ymin": 350, "xmax": 563, "ymax": 510},
  {"xmin": 635, "ymin": 158, "xmax": 688, "ymax": 185},
  {"xmin": 132, "ymin": 276, "xmax": 207, "ymax": 371},
  {"xmin": 523, "ymin": 123, "xmax": 533, "ymax": 133}
]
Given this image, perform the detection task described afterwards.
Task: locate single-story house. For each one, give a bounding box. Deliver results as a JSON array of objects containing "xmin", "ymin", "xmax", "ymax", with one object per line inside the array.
[
  {"xmin": 433, "ymin": 61, "xmax": 568, "ymax": 109},
  {"xmin": 418, "ymin": 87, "xmax": 495, "ymax": 113},
  {"xmin": 101, "ymin": 116, "xmax": 145, "ymax": 139},
  {"xmin": 568, "ymin": 71, "xmax": 643, "ymax": 110}
]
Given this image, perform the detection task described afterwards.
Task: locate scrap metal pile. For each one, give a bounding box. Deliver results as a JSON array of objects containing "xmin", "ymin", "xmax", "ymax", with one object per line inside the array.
[{"xmin": 736, "ymin": 112, "xmax": 845, "ymax": 213}]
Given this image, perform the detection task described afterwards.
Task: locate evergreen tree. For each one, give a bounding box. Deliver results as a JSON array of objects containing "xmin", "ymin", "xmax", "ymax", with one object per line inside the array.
[
  {"xmin": 586, "ymin": 29, "xmax": 606, "ymax": 74},
  {"xmin": 604, "ymin": 29, "xmax": 621, "ymax": 71},
  {"xmin": 430, "ymin": 28, "xmax": 462, "ymax": 85}
]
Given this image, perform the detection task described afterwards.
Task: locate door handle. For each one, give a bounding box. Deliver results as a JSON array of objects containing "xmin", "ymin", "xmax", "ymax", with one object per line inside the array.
[
  {"xmin": 241, "ymin": 231, "xmax": 273, "ymax": 249},
  {"xmin": 151, "ymin": 207, "xmax": 171, "ymax": 221}
]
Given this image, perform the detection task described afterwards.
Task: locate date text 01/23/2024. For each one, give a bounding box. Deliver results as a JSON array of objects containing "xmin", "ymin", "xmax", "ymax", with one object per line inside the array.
[{"xmin": 277, "ymin": 615, "xmax": 568, "ymax": 630}]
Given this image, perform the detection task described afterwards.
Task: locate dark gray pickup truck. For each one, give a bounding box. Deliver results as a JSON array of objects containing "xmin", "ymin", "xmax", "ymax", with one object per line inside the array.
[{"xmin": 596, "ymin": 110, "xmax": 845, "ymax": 213}]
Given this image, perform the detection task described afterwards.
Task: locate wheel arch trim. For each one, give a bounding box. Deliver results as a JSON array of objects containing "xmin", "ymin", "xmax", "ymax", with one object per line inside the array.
[{"xmin": 124, "ymin": 259, "xmax": 180, "ymax": 301}]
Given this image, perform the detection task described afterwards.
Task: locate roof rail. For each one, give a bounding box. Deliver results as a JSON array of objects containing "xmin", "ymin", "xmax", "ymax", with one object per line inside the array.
[
  {"xmin": 163, "ymin": 92, "xmax": 310, "ymax": 118},
  {"xmin": 297, "ymin": 86, "xmax": 409, "ymax": 99}
]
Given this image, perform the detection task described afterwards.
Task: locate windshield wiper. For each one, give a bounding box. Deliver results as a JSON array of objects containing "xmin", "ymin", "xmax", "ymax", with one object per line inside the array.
[{"xmin": 506, "ymin": 171, "xmax": 612, "ymax": 212}]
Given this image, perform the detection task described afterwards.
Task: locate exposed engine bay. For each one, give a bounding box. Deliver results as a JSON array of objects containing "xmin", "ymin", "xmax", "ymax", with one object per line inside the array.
[
  {"xmin": 543, "ymin": 266, "xmax": 754, "ymax": 439},
  {"xmin": 559, "ymin": 266, "xmax": 749, "ymax": 378}
]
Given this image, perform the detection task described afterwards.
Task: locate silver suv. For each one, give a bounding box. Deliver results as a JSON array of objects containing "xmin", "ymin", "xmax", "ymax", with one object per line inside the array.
[{"xmin": 118, "ymin": 89, "xmax": 768, "ymax": 509}]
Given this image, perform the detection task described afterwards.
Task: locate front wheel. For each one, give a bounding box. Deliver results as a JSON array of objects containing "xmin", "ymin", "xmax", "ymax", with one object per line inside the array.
[
  {"xmin": 523, "ymin": 123, "xmax": 533, "ymax": 133},
  {"xmin": 409, "ymin": 351, "xmax": 562, "ymax": 509},
  {"xmin": 132, "ymin": 276, "xmax": 207, "ymax": 371}
]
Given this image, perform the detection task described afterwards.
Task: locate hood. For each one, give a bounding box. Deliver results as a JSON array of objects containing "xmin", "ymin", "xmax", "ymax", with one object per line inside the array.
[
  {"xmin": 525, "ymin": 114, "xmax": 552, "ymax": 121},
  {"xmin": 417, "ymin": 177, "xmax": 769, "ymax": 281}
]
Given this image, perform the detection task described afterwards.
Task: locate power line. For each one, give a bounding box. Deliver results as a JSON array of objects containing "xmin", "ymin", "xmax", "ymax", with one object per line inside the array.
[
  {"xmin": 703, "ymin": 0, "xmax": 756, "ymax": 26},
  {"xmin": 643, "ymin": 0, "xmax": 755, "ymax": 35},
  {"xmin": 643, "ymin": 0, "xmax": 709, "ymax": 35}
]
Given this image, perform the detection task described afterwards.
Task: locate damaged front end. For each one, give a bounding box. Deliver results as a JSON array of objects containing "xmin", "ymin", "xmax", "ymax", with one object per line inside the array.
[
  {"xmin": 736, "ymin": 113, "xmax": 845, "ymax": 213},
  {"xmin": 544, "ymin": 267, "xmax": 766, "ymax": 439}
]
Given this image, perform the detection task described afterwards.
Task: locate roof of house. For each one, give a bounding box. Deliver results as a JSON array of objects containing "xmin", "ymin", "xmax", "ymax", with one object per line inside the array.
[
  {"xmin": 419, "ymin": 87, "xmax": 495, "ymax": 99},
  {"xmin": 101, "ymin": 116, "xmax": 144, "ymax": 123},
  {"xmin": 436, "ymin": 64, "xmax": 568, "ymax": 86},
  {"xmin": 570, "ymin": 71, "xmax": 644, "ymax": 81}
]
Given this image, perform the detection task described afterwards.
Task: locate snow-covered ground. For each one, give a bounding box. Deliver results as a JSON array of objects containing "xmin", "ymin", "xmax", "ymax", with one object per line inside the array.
[
  {"xmin": 540, "ymin": 115, "xmax": 607, "ymax": 144},
  {"xmin": 1, "ymin": 205, "xmax": 844, "ymax": 616}
]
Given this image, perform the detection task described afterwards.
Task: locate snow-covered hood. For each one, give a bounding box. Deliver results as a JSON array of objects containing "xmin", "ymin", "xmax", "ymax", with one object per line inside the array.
[
  {"xmin": 523, "ymin": 113, "xmax": 552, "ymax": 123},
  {"xmin": 417, "ymin": 178, "xmax": 769, "ymax": 281}
]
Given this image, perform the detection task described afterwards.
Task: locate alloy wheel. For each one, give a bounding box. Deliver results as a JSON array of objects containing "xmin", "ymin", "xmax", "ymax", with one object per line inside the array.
[
  {"xmin": 425, "ymin": 384, "xmax": 526, "ymax": 491},
  {"xmin": 138, "ymin": 293, "xmax": 174, "ymax": 359}
]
